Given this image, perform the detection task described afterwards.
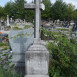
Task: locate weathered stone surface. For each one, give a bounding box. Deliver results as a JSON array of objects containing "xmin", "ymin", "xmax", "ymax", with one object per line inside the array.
[
  {"xmin": 25, "ymin": 43, "xmax": 49, "ymax": 76},
  {"xmin": 24, "ymin": 0, "xmax": 49, "ymax": 77},
  {"xmin": 24, "ymin": 4, "xmax": 36, "ymax": 9},
  {"xmin": 25, "ymin": 75, "xmax": 49, "ymax": 77},
  {"xmin": 9, "ymin": 28, "xmax": 34, "ymax": 66}
]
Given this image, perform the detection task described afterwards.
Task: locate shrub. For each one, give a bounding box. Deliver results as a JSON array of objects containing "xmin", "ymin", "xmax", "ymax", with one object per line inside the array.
[
  {"xmin": 0, "ymin": 47, "xmax": 22, "ymax": 77},
  {"xmin": 46, "ymin": 31, "xmax": 77, "ymax": 77},
  {"xmin": 0, "ymin": 66, "xmax": 22, "ymax": 77},
  {"xmin": 0, "ymin": 43, "xmax": 9, "ymax": 47}
]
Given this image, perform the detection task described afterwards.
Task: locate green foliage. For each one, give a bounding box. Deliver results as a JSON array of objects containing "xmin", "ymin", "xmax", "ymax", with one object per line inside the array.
[
  {"xmin": 51, "ymin": 0, "xmax": 68, "ymax": 20},
  {"xmin": 0, "ymin": 0, "xmax": 77, "ymax": 21},
  {"xmin": 12, "ymin": 26, "xmax": 22, "ymax": 30},
  {"xmin": 41, "ymin": 28, "xmax": 62, "ymax": 40},
  {"xmin": 3, "ymin": 0, "xmax": 34, "ymax": 21},
  {"xmin": 42, "ymin": 0, "xmax": 51, "ymax": 20},
  {"xmin": 0, "ymin": 66, "xmax": 22, "ymax": 77},
  {"xmin": 44, "ymin": 29, "xmax": 77, "ymax": 77},
  {"xmin": 56, "ymin": 28, "xmax": 71, "ymax": 31},
  {"xmin": 0, "ymin": 47, "xmax": 13, "ymax": 71},
  {"xmin": 24, "ymin": 25, "xmax": 33, "ymax": 29},
  {"xmin": 13, "ymin": 0, "xmax": 26, "ymax": 19},
  {"xmin": 0, "ymin": 42, "xmax": 22, "ymax": 77},
  {"xmin": 4, "ymin": 2, "xmax": 15, "ymax": 17},
  {"xmin": 66, "ymin": 3, "xmax": 76, "ymax": 20},
  {"xmin": 12, "ymin": 25, "xmax": 32, "ymax": 30},
  {"xmin": 0, "ymin": 6, "xmax": 4, "ymax": 17},
  {"xmin": 0, "ymin": 43, "xmax": 9, "ymax": 47}
]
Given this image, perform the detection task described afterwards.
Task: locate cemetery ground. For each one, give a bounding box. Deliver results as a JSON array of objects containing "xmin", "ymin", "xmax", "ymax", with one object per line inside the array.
[{"xmin": 0, "ymin": 21, "xmax": 77, "ymax": 77}]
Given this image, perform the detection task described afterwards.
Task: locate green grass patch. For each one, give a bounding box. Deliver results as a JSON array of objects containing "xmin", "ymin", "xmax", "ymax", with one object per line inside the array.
[{"xmin": 24, "ymin": 25, "xmax": 33, "ymax": 29}]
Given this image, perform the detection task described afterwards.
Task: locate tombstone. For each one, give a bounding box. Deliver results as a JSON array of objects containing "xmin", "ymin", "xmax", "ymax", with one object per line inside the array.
[
  {"xmin": 7, "ymin": 15, "xmax": 10, "ymax": 26},
  {"xmin": 24, "ymin": 19, "xmax": 26, "ymax": 23},
  {"xmin": 54, "ymin": 20, "xmax": 57, "ymax": 24},
  {"xmin": 24, "ymin": 0, "xmax": 49, "ymax": 77},
  {"xmin": 10, "ymin": 18, "xmax": 13, "ymax": 23},
  {"xmin": 9, "ymin": 28, "xmax": 34, "ymax": 76},
  {"xmin": 57, "ymin": 19, "xmax": 60, "ymax": 24}
]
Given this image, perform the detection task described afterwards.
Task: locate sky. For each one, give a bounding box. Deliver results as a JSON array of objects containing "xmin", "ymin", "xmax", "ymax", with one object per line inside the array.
[{"xmin": 0, "ymin": 0, "xmax": 77, "ymax": 9}]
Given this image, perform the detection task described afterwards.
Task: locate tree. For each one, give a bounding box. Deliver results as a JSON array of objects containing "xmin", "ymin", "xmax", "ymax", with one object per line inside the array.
[
  {"xmin": 50, "ymin": 0, "xmax": 68, "ymax": 20},
  {"xmin": 4, "ymin": 2, "xmax": 15, "ymax": 18},
  {"xmin": 0, "ymin": 6, "xmax": 4, "ymax": 19},
  {"xmin": 67, "ymin": 3, "xmax": 76, "ymax": 20},
  {"xmin": 13, "ymin": 0, "xmax": 34, "ymax": 21},
  {"xmin": 71, "ymin": 10, "xmax": 77, "ymax": 20},
  {"xmin": 42, "ymin": 0, "xmax": 51, "ymax": 20},
  {"xmin": 0, "ymin": 6, "xmax": 3, "ymax": 16},
  {"xmin": 13, "ymin": 0, "xmax": 27, "ymax": 19}
]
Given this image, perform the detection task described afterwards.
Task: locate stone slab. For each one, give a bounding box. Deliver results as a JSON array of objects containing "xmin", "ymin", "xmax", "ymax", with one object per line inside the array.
[
  {"xmin": 9, "ymin": 28, "xmax": 34, "ymax": 66},
  {"xmin": 25, "ymin": 75, "xmax": 49, "ymax": 77},
  {"xmin": 25, "ymin": 44, "xmax": 49, "ymax": 75},
  {"xmin": 11, "ymin": 54, "xmax": 25, "ymax": 63},
  {"xmin": 9, "ymin": 28, "xmax": 34, "ymax": 54}
]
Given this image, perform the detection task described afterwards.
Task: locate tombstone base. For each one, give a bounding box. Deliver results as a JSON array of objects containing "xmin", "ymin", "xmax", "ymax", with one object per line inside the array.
[
  {"xmin": 25, "ymin": 75, "xmax": 49, "ymax": 77},
  {"xmin": 25, "ymin": 40, "xmax": 49, "ymax": 77}
]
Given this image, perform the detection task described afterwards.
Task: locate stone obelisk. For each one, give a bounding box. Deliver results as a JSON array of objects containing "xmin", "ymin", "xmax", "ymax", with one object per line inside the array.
[{"xmin": 7, "ymin": 15, "xmax": 10, "ymax": 26}]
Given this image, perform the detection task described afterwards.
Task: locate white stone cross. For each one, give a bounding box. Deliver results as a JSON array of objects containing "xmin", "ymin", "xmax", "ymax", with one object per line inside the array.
[{"xmin": 24, "ymin": 0, "xmax": 45, "ymax": 39}]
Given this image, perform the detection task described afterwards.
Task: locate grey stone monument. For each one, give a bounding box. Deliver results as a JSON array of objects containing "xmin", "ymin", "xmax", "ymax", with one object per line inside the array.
[
  {"xmin": 10, "ymin": 18, "xmax": 13, "ymax": 22},
  {"xmin": 9, "ymin": 28, "xmax": 34, "ymax": 76},
  {"xmin": 7, "ymin": 15, "xmax": 10, "ymax": 26},
  {"xmin": 24, "ymin": 0, "xmax": 49, "ymax": 77}
]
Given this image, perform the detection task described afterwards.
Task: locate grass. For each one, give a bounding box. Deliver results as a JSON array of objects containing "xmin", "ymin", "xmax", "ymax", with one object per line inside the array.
[
  {"xmin": 24, "ymin": 25, "xmax": 32, "ymax": 29},
  {"xmin": 0, "ymin": 43, "xmax": 9, "ymax": 47},
  {"xmin": 0, "ymin": 43, "xmax": 9, "ymax": 50},
  {"xmin": 12, "ymin": 25, "xmax": 33, "ymax": 30},
  {"xmin": 56, "ymin": 28, "xmax": 71, "ymax": 31},
  {"xmin": 0, "ymin": 67, "xmax": 22, "ymax": 77}
]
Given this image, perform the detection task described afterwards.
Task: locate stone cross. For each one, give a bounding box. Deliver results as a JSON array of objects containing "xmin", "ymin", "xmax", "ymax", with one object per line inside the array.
[
  {"xmin": 24, "ymin": 1, "xmax": 49, "ymax": 77},
  {"xmin": 24, "ymin": 0, "xmax": 45, "ymax": 39}
]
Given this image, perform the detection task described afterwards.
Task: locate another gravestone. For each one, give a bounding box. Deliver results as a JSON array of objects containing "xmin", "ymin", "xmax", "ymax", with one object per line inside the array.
[
  {"xmin": 10, "ymin": 18, "xmax": 13, "ymax": 23},
  {"xmin": 24, "ymin": 0, "xmax": 49, "ymax": 77},
  {"xmin": 9, "ymin": 28, "xmax": 34, "ymax": 76}
]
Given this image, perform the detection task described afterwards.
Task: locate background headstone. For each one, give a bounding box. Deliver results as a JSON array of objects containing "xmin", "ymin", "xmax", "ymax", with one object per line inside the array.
[
  {"xmin": 10, "ymin": 18, "xmax": 13, "ymax": 23},
  {"xmin": 9, "ymin": 28, "xmax": 34, "ymax": 75}
]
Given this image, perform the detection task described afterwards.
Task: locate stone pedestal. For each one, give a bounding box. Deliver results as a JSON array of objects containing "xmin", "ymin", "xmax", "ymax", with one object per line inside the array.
[
  {"xmin": 25, "ymin": 39, "xmax": 49, "ymax": 77},
  {"xmin": 25, "ymin": 75, "xmax": 49, "ymax": 77}
]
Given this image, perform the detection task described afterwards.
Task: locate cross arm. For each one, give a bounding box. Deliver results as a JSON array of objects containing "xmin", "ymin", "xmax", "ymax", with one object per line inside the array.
[
  {"xmin": 24, "ymin": 4, "xmax": 36, "ymax": 9},
  {"xmin": 24, "ymin": 3, "xmax": 45, "ymax": 10}
]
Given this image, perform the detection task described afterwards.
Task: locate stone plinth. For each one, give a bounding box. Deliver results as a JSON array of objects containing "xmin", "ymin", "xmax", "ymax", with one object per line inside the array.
[
  {"xmin": 25, "ymin": 40, "xmax": 49, "ymax": 77},
  {"xmin": 25, "ymin": 75, "xmax": 49, "ymax": 77}
]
